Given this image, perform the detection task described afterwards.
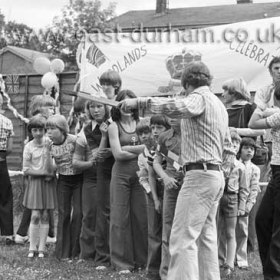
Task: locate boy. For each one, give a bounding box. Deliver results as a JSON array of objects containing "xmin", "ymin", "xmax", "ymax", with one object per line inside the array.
[
  {"xmin": 137, "ymin": 115, "xmax": 170, "ymax": 278},
  {"xmin": 236, "ymin": 137, "xmax": 260, "ymax": 269},
  {"xmin": 218, "ymin": 129, "xmax": 248, "ymax": 277},
  {"xmin": 153, "ymin": 118, "xmax": 183, "ymax": 280}
]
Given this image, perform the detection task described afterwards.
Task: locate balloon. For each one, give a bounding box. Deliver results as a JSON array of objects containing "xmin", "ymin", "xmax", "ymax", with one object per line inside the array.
[
  {"xmin": 50, "ymin": 59, "xmax": 65, "ymax": 74},
  {"xmin": 41, "ymin": 72, "xmax": 58, "ymax": 89},
  {"xmin": 33, "ymin": 57, "xmax": 51, "ymax": 75}
]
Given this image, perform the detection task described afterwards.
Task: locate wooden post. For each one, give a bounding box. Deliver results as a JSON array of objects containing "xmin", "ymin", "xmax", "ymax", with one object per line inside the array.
[{"xmin": 23, "ymin": 75, "xmax": 29, "ymax": 139}]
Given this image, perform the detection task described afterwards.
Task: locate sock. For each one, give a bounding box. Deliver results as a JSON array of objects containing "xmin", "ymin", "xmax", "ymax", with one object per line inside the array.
[
  {"xmin": 38, "ymin": 223, "xmax": 49, "ymax": 253},
  {"xmin": 29, "ymin": 223, "xmax": 40, "ymax": 252}
]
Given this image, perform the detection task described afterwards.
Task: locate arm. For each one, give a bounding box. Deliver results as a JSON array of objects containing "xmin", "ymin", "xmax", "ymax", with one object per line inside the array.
[
  {"xmin": 238, "ymin": 165, "xmax": 250, "ymax": 215},
  {"xmin": 148, "ymin": 164, "xmax": 161, "ymax": 213},
  {"xmin": 72, "ymin": 133, "xmax": 95, "ymax": 172},
  {"xmin": 6, "ymin": 136, "xmax": 13, "ymax": 155},
  {"xmin": 121, "ymin": 94, "xmax": 205, "ymax": 119},
  {"xmin": 246, "ymin": 166, "xmax": 261, "ymax": 213},
  {"xmin": 249, "ymin": 108, "xmax": 280, "ymax": 129},
  {"xmin": 137, "ymin": 154, "xmax": 151, "ymax": 194},
  {"xmin": 153, "ymin": 152, "xmax": 178, "ymax": 189},
  {"xmin": 122, "ymin": 144, "xmax": 145, "ymax": 155},
  {"xmin": 108, "ymin": 122, "xmax": 138, "ymax": 161},
  {"xmin": 236, "ymin": 127, "xmax": 265, "ymax": 137}
]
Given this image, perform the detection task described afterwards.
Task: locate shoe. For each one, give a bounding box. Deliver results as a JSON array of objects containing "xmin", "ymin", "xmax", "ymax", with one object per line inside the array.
[
  {"xmin": 96, "ymin": 265, "xmax": 107, "ymax": 270},
  {"xmin": 5, "ymin": 237, "xmax": 15, "ymax": 245},
  {"xmin": 28, "ymin": 251, "xmax": 35, "ymax": 258},
  {"xmin": 119, "ymin": 269, "xmax": 131, "ymax": 274},
  {"xmin": 46, "ymin": 236, "xmax": 56, "ymax": 243},
  {"xmin": 221, "ymin": 263, "xmax": 234, "ymax": 278},
  {"xmin": 15, "ymin": 234, "xmax": 29, "ymax": 244},
  {"xmin": 38, "ymin": 252, "xmax": 44, "ymax": 258},
  {"xmin": 238, "ymin": 265, "xmax": 249, "ymax": 270}
]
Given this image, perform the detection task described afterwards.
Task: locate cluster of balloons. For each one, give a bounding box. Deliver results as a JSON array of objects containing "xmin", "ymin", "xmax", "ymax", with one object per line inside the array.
[{"xmin": 33, "ymin": 57, "xmax": 65, "ymax": 90}]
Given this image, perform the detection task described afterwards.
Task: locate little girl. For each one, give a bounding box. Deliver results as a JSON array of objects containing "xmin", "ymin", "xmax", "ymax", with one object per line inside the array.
[{"xmin": 22, "ymin": 115, "xmax": 56, "ymax": 258}]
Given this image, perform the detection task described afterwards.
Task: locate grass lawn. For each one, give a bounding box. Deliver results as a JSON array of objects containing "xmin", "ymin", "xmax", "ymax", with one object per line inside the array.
[
  {"xmin": 3, "ymin": 175, "xmax": 266, "ymax": 279},
  {"xmin": 0, "ymin": 240, "xmax": 264, "ymax": 280}
]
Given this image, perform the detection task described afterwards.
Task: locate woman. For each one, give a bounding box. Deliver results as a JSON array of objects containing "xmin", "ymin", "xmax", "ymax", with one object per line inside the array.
[{"xmin": 108, "ymin": 89, "xmax": 148, "ymax": 274}]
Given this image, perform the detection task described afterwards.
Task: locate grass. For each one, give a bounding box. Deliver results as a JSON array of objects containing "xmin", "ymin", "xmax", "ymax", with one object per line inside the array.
[
  {"xmin": 0, "ymin": 240, "xmax": 264, "ymax": 280},
  {"xmin": 3, "ymin": 176, "xmax": 265, "ymax": 280}
]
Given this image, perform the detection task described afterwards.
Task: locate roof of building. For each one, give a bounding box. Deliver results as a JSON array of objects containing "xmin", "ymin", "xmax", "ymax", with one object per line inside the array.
[
  {"xmin": 111, "ymin": 2, "xmax": 280, "ymax": 31},
  {"xmin": 0, "ymin": 46, "xmax": 50, "ymax": 63}
]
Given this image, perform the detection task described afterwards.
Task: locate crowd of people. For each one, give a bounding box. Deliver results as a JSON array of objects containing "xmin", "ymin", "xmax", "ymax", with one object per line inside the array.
[{"xmin": 0, "ymin": 57, "xmax": 280, "ymax": 280}]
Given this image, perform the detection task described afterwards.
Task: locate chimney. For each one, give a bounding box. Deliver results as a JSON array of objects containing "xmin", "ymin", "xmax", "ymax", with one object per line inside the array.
[
  {"xmin": 156, "ymin": 0, "xmax": 167, "ymax": 14},
  {"xmin": 237, "ymin": 0, "xmax": 253, "ymax": 3}
]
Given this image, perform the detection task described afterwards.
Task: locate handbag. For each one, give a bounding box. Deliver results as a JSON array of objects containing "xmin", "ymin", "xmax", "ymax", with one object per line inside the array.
[{"xmin": 252, "ymin": 135, "xmax": 269, "ymax": 165}]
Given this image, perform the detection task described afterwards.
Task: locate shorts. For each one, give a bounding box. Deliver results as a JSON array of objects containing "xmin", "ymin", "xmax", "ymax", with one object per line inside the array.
[{"xmin": 219, "ymin": 192, "xmax": 238, "ymax": 218}]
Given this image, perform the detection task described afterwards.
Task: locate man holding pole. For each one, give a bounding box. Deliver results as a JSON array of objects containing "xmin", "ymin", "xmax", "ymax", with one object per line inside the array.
[{"xmin": 119, "ymin": 61, "xmax": 232, "ymax": 280}]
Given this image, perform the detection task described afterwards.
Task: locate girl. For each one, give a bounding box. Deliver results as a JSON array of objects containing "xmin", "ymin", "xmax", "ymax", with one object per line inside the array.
[
  {"xmin": 22, "ymin": 115, "xmax": 56, "ymax": 258},
  {"xmin": 46, "ymin": 114, "xmax": 83, "ymax": 260},
  {"xmin": 99, "ymin": 70, "xmax": 122, "ymax": 100},
  {"xmin": 72, "ymin": 100, "xmax": 112, "ymax": 266},
  {"xmin": 108, "ymin": 89, "xmax": 148, "ymax": 274}
]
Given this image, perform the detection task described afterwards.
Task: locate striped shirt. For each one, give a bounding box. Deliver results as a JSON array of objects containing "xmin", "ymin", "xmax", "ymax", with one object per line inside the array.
[
  {"xmin": 139, "ymin": 86, "xmax": 232, "ymax": 165},
  {"xmin": 0, "ymin": 113, "xmax": 14, "ymax": 150},
  {"xmin": 266, "ymin": 112, "xmax": 280, "ymax": 165}
]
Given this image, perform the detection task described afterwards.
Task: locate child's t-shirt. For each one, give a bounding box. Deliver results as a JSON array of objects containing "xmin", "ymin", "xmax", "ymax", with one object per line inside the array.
[
  {"xmin": 50, "ymin": 134, "xmax": 79, "ymax": 175},
  {"xmin": 23, "ymin": 136, "xmax": 51, "ymax": 173}
]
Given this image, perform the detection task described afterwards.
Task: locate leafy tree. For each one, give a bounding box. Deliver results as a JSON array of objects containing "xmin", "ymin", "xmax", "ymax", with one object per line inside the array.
[
  {"xmin": 40, "ymin": 0, "xmax": 117, "ymax": 70},
  {"xmin": 0, "ymin": 10, "xmax": 7, "ymax": 48}
]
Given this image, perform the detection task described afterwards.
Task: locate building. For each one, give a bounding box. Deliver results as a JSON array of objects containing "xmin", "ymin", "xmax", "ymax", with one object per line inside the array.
[
  {"xmin": 0, "ymin": 46, "xmax": 50, "ymax": 74},
  {"xmin": 111, "ymin": 0, "xmax": 280, "ymax": 32}
]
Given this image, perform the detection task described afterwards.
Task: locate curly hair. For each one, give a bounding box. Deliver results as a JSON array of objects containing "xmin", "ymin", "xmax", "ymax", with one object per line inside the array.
[{"xmin": 181, "ymin": 62, "xmax": 212, "ymax": 89}]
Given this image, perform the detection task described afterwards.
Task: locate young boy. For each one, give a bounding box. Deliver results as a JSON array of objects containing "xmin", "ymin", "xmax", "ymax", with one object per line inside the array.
[
  {"xmin": 153, "ymin": 118, "xmax": 183, "ymax": 280},
  {"xmin": 137, "ymin": 115, "xmax": 170, "ymax": 278},
  {"xmin": 236, "ymin": 137, "xmax": 260, "ymax": 269},
  {"xmin": 218, "ymin": 129, "xmax": 248, "ymax": 277}
]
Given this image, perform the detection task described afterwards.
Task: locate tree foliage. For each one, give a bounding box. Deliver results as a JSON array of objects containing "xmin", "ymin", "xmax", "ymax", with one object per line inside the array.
[
  {"xmin": 40, "ymin": 0, "xmax": 116, "ymax": 70},
  {"xmin": 0, "ymin": 1, "xmax": 117, "ymax": 70}
]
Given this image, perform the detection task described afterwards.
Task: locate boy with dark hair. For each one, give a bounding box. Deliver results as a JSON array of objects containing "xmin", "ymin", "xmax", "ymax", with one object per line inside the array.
[{"xmin": 236, "ymin": 137, "xmax": 260, "ymax": 269}]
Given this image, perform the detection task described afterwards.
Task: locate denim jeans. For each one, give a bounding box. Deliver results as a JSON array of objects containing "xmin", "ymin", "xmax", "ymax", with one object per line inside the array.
[
  {"xmin": 55, "ymin": 174, "xmax": 82, "ymax": 259},
  {"xmin": 167, "ymin": 169, "xmax": 224, "ymax": 280},
  {"xmin": 160, "ymin": 187, "xmax": 180, "ymax": 280},
  {"xmin": 256, "ymin": 165, "xmax": 280, "ymax": 279}
]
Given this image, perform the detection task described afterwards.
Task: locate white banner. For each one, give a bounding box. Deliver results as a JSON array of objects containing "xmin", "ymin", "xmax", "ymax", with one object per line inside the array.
[{"xmin": 78, "ymin": 16, "xmax": 280, "ymax": 97}]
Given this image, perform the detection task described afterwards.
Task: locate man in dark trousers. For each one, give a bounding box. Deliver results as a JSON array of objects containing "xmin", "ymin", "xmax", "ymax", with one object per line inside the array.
[{"xmin": 0, "ymin": 92, "xmax": 14, "ymax": 244}]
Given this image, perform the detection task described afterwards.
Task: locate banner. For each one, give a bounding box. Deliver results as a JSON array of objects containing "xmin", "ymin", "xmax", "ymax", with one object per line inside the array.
[{"xmin": 78, "ymin": 16, "xmax": 280, "ymax": 97}]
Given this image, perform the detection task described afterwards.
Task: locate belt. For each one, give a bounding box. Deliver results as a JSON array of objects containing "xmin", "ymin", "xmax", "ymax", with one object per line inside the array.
[{"xmin": 183, "ymin": 163, "xmax": 221, "ymax": 173}]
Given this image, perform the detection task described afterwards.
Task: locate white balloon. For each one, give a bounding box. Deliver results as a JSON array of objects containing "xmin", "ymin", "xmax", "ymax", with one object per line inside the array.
[
  {"xmin": 50, "ymin": 59, "xmax": 65, "ymax": 74},
  {"xmin": 41, "ymin": 72, "xmax": 58, "ymax": 89},
  {"xmin": 33, "ymin": 57, "xmax": 51, "ymax": 75}
]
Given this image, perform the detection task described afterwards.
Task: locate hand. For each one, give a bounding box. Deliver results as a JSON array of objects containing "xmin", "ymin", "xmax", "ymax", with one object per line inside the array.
[
  {"xmin": 100, "ymin": 122, "xmax": 109, "ymax": 137},
  {"xmin": 238, "ymin": 209, "xmax": 246, "ymax": 216},
  {"xmin": 119, "ymin": 98, "xmax": 138, "ymax": 113},
  {"xmin": 163, "ymin": 175, "xmax": 178, "ymax": 190},
  {"xmin": 45, "ymin": 176, "xmax": 53, "ymax": 182},
  {"xmin": 263, "ymin": 108, "xmax": 280, "ymax": 118},
  {"xmin": 154, "ymin": 199, "xmax": 162, "ymax": 214},
  {"xmin": 96, "ymin": 148, "xmax": 112, "ymax": 161}
]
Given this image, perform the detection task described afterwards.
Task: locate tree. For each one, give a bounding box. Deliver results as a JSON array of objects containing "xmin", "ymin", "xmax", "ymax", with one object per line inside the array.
[
  {"xmin": 0, "ymin": 9, "xmax": 7, "ymax": 48},
  {"xmin": 40, "ymin": 0, "xmax": 116, "ymax": 70}
]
